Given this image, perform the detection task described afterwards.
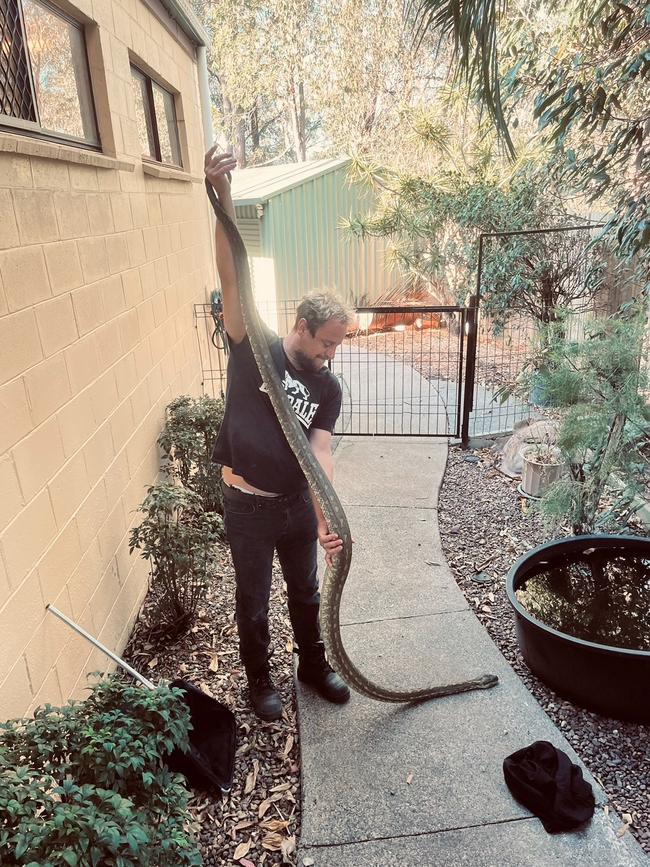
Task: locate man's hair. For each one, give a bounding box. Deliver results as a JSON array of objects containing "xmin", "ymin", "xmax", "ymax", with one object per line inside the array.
[{"xmin": 293, "ymin": 292, "xmax": 354, "ymax": 336}]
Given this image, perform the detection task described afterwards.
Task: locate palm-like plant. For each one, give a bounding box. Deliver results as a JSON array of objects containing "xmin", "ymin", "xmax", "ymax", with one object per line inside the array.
[
  {"xmin": 411, "ymin": 0, "xmax": 649, "ymax": 264},
  {"xmin": 411, "ymin": 0, "xmax": 511, "ymax": 152}
]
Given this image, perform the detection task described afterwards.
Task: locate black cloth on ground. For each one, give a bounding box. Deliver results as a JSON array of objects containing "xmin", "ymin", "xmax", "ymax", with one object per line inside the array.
[{"xmin": 503, "ymin": 740, "xmax": 595, "ymax": 833}]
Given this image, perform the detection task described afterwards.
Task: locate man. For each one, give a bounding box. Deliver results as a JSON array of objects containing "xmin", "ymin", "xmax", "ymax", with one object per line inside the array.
[{"xmin": 204, "ymin": 147, "xmax": 352, "ymax": 721}]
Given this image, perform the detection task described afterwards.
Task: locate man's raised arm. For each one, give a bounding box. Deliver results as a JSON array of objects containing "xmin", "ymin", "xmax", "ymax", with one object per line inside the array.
[{"xmin": 204, "ymin": 148, "xmax": 246, "ymax": 344}]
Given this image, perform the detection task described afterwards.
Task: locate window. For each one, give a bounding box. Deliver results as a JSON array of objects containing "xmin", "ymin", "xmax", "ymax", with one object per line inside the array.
[
  {"xmin": 130, "ymin": 65, "xmax": 182, "ymax": 168},
  {"xmin": 0, "ymin": 0, "xmax": 98, "ymax": 146}
]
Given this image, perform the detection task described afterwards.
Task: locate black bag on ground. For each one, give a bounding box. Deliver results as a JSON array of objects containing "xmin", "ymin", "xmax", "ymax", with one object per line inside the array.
[
  {"xmin": 503, "ymin": 740, "xmax": 595, "ymax": 833},
  {"xmin": 165, "ymin": 679, "xmax": 236, "ymax": 795}
]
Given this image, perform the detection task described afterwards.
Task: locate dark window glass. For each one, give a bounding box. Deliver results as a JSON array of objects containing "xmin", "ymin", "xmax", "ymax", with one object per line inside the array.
[
  {"xmin": 1, "ymin": 0, "xmax": 98, "ymax": 146},
  {"xmin": 130, "ymin": 64, "xmax": 182, "ymax": 168}
]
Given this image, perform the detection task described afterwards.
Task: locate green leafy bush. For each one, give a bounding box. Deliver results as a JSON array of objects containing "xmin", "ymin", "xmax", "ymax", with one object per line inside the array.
[
  {"xmin": 129, "ymin": 484, "xmax": 223, "ymax": 636},
  {"xmin": 0, "ymin": 677, "xmax": 201, "ymax": 867},
  {"xmin": 158, "ymin": 395, "xmax": 225, "ymax": 516},
  {"xmin": 345, "ymin": 153, "xmax": 604, "ymax": 328},
  {"xmin": 521, "ymin": 304, "xmax": 650, "ymax": 534}
]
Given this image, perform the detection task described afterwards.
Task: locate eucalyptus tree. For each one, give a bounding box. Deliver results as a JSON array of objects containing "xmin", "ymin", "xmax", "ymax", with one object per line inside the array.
[{"xmin": 193, "ymin": 0, "xmax": 447, "ymax": 164}]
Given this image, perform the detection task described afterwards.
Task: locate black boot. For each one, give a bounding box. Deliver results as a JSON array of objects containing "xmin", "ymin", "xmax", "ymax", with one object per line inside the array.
[
  {"xmin": 247, "ymin": 668, "xmax": 283, "ymax": 721},
  {"xmin": 297, "ymin": 642, "xmax": 350, "ymax": 704}
]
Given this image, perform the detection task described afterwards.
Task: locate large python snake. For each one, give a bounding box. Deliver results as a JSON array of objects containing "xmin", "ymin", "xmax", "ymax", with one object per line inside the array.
[{"xmin": 205, "ymin": 179, "xmax": 499, "ymax": 702}]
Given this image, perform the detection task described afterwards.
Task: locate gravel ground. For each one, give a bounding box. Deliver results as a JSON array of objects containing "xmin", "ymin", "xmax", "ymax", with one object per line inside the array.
[
  {"xmin": 122, "ymin": 547, "xmax": 300, "ymax": 867},
  {"xmin": 438, "ymin": 445, "xmax": 650, "ymax": 854}
]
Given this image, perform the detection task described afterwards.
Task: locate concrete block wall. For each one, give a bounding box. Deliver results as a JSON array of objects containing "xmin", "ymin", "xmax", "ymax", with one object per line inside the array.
[{"xmin": 0, "ymin": 0, "xmax": 216, "ymax": 718}]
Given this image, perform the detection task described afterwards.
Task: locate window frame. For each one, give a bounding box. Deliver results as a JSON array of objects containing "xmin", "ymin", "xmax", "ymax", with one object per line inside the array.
[
  {"xmin": 130, "ymin": 63, "xmax": 183, "ymax": 170},
  {"xmin": 0, "ymin": 0, "xmax": 100, "ymax": 150}
]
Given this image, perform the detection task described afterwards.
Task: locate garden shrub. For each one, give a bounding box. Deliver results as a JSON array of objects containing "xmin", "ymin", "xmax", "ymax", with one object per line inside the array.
[
  {"xmin": 129, "ymin": 484, "xmax": 223, "ymax": 637},
  {"xmin": 0, "ymin": 676, "xmax": 202, "ymax": 867},
  {"xmin": 521, "ymin": 304, "xmax": 650, "ymax": 534},
  {"xmin": 158, "ymin": 395, "xmax": 225, "ymax": 516}
]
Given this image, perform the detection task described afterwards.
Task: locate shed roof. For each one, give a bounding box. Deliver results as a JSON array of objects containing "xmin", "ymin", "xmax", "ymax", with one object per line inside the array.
[{"xmin": 231, "ymin": 158, "xmax": 349, "ymax": 206}]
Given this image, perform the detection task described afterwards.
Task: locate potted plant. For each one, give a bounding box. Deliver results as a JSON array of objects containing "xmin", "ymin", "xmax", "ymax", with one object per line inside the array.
[
  {"xmin": 507, "ymin": 534, "xmax": 650, "ymax": 722},
  {"xmin": 505, "ymin": 303, "xmax": 650, "ymax": 720},
  {"xmin": 521, "ymin": 441, "xmax": 565, "ymax": 499},
  {"xmin": 129, "ymin": 484, "xmax": 223, "ymax": 638}
]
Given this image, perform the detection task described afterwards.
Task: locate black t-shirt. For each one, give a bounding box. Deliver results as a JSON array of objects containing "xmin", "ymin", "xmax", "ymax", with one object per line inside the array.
[{"xmin": 211, "ymin": 326, "xmax": 342, "ymax": 493}]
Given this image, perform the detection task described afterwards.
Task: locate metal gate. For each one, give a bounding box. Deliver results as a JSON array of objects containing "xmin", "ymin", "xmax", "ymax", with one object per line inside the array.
[
  {"xmin": 460, "ymin": 224, "xmax": 604, "ymax": 445},
  {"xmin": 332, "ymin": 306, "xmax": 467, "ymax": 438},
  {"xmin": 195, "ymin": 301, "xmax": 469, "ymax": 438}
]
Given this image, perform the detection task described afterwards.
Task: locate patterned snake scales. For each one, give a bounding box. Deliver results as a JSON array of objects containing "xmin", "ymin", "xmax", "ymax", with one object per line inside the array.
[{"xmin": 206, "ymin": 179, "xmax": 499, "ymax": 702}]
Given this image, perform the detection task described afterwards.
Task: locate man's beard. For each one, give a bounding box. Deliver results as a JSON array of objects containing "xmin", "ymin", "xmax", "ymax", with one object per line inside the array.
[{"xmin": 293, "ymin": 349, "xmax": 325, "ymax": 371}]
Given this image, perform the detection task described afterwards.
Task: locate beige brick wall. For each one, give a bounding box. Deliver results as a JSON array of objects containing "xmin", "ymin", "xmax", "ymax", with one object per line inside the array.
[{"xmin": 0, "ymin": 0, "xmax": 216, "ymax": 719}]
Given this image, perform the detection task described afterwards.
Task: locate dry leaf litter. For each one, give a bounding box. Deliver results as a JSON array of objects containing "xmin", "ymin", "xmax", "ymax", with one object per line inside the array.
[
  {"xmin": 439, "ymin": 445, "xmax": 650, "ymax": 853},
  {"xmin": 122, "ymin": 545, "xmax": 300, "ymax": 866},
  {"xmin": 118, "ymin": 426, "xmax": 649, "ymax": 861}
]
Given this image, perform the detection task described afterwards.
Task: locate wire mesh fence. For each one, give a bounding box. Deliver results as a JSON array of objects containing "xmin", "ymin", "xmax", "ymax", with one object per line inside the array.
[
  {"xmin": 466, "ymin": 224, "xmax": 607, "ymax": 440},
  {"xmin": 195, "ymin": 301, "xmax": 466, "ymax": 436},
  {"xmin": 196, "ymin": 224, "xmax": 609, "ymax": 441},
  {"xmin": 335, "ymin": 308, "xmax": 465, "ymax": 436},
  {"xmin": 194, "ymin": 299, "xmax": 301, "ymax": 399}
]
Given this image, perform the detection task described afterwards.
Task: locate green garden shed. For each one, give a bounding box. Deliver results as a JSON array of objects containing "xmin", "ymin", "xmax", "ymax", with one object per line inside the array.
[{"xmin": 231, "ymin": 158, "xmax": 399, "ymax": 333}]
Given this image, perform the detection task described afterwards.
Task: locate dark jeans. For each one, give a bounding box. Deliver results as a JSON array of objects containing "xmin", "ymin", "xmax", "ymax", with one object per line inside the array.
[{"xmin": 221, "ymin": 481, "xmax": 321, "ymax": 674}]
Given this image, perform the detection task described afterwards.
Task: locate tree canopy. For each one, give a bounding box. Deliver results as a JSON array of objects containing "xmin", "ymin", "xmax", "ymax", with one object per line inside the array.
[{"xmin": 414, "ymin": 0, "xmax": 649, "ymax": 269}]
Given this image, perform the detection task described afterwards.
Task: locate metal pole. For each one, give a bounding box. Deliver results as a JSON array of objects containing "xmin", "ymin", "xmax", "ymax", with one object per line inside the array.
[
  {"xmin": 455, "ymin": 308, "xmax": 466, "ymax": 437},
  {"xmin": 47, "ymin": 605, "xmax": 155, "ymax": 690},
  {"xmin": 460, "ymin": 234, "xmax": 484, "ymax": 447}
]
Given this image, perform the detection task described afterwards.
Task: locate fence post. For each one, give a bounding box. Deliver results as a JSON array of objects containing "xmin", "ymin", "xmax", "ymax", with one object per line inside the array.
[
  {"xmin": 460, "ymin": 234, "xmax": 485, "ymax": 448},
  {"xmin": 460, "ymin": 293, "xmax": 478, "ymax": 447}
]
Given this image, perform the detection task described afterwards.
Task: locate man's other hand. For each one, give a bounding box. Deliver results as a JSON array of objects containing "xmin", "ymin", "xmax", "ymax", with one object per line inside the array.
[{"xmin": 318, "ymin": 526, "xmax": 344, "ymax": 567}]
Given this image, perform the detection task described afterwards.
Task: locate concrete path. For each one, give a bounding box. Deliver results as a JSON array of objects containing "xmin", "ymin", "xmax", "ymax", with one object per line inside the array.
[{"xmin": 295, "ymin": 436, "xmax": 648, "ymax": 867}]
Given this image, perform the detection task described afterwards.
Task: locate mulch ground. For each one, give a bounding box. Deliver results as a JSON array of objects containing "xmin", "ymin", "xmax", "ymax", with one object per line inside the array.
[
  {"xmin": 122, "ymin": 549, "xmax": 301, "ymax": 867},
  {"xmin": 438, "ymin": 445, "xmax": 650, "ymax": 854},
  {"xmin": 348, "ymin": 319, "xmax": 532, "ymax": 388}
]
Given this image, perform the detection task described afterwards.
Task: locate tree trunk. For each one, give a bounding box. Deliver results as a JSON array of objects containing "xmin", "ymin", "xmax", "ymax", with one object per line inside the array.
[
  {"xmin": 573, "ymin": 412, "xmax": 626, "ymax": 534},
  {"xmin": 250, "ymin": 106, "xmax": 260, "ymax": 151},
  {"xmin": 221, "ymin": 86, "xmax": 247, "ymax": 166},
  {"xmin": 297, "ymin": 81, "xmax": 306, "ymax": 160},
  {"xmin": 288, "ymin": 78, "xmax": 307, "ymax": 161},
  {"xmin": 236, "ymin": 118, "xmax": 247, "ymax": 168},
  {"xmin": 222, "ymin": 91, "xmax": 234, "ymax": 153},
  {"xmin": 363, "ymin": 89, "xmax": 379, "ymax": 137}
]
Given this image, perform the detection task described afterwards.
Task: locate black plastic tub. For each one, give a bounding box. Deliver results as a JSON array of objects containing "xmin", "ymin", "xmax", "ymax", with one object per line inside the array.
[{"xmin": 506, "ymin": 534, "xmax": 650, "ymax": 723}]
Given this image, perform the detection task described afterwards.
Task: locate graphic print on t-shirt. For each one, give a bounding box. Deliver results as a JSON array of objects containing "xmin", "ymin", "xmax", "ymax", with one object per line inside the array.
[{"xmin": 259, "ymin": 371, "xmax": 319, "ymax": 429}]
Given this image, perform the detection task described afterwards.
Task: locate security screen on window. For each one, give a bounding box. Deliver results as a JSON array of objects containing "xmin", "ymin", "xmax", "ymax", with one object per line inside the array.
[{"xmin": 0, "ymin": 0, "xmax": 98, "ymax": 145}]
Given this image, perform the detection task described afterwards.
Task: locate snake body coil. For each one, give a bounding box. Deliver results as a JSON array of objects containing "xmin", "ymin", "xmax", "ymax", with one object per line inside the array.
[{"xmin": 206, "ymin": 179, "xmax": 498, "ymax": 702}]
